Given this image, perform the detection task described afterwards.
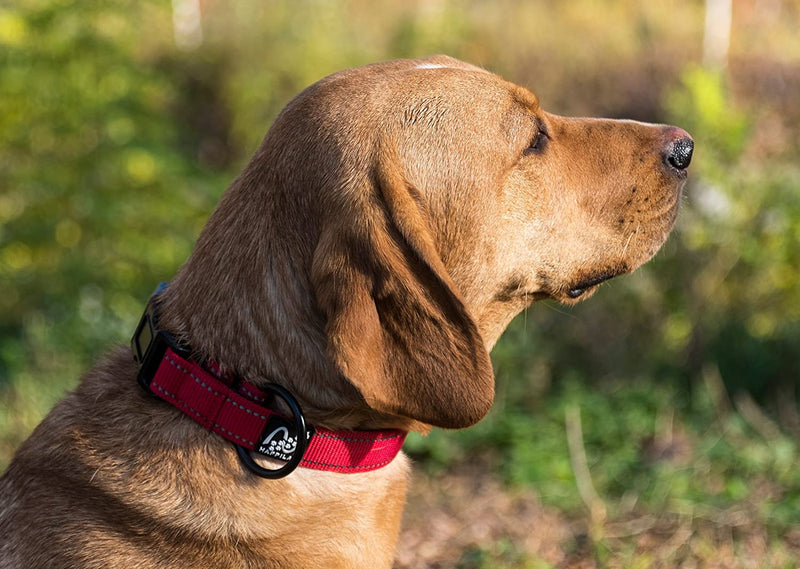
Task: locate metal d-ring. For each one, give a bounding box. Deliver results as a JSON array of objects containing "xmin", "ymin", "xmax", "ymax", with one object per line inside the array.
[{"xmin": 235, "ymin": 383, "xmax": 312, "ymax": 479}]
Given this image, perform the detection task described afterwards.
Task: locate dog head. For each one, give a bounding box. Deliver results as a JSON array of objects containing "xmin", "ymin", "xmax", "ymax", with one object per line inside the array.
[{"xmin": 165, "ymin": 56, "xmax": 692, "ymax": 430}]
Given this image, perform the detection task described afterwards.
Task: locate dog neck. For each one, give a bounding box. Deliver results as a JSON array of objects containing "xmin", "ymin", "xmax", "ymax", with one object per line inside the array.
[{"xmin": 156, "ymin": 169, "xmax": 420, "ymax": 433}]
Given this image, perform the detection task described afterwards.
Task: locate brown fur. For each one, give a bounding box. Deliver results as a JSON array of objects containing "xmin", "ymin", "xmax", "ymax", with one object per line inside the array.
[{"xmin": 0, "ymin": 56, "xmax": 691, "ymax": 568}]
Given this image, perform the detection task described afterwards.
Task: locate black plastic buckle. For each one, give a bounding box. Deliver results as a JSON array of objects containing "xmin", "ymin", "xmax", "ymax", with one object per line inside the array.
[
  {"xmin": 131, "ymin": 283, "xmax": 189, "ymax": 393},
  {"xmin": 236, "ymin": 383, "xmax": 315, "ymax": 479}
]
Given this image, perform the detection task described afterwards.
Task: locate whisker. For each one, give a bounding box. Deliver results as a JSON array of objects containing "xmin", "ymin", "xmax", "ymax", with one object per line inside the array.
[
  {"xmin": 621, "ymin": 224, "xmax": 639, "ymax": 258},
  {"xmin": 542, "ymin": 300, "xmax": 579, "ymax": 319}
]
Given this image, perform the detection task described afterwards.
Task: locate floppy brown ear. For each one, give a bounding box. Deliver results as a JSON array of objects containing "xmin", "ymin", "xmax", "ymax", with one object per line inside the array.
[{"xmin": 311, "ymin": 149, "xmax": 495, "ymax": 429}]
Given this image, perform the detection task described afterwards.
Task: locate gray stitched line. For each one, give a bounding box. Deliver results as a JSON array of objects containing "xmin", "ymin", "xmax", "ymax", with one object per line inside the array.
[
  {"xmin": 152, "ymin": 381, "xmax": 203, "ymax": 420},
  {"xmin": 241, "ymin": 387, "xmax": 264, "ymax": 402},
  {"xmin": 163, "ymin": 356, "xmax": 271, "ymax": 440},
  {"xmin": 153, "ymin": 383, "xmax": 256, "ymax": 446},
  {"xmin": 213, "ymin": 423, "xmax": 255, "ymax": 447},
  {"xmin": 222, "ymin": 397, "xmax": 268, "ymax": 421},
  {"xmin": 165, "ymin": 355, "xmax": 221, "ymax": 397},
  {"xmin": 301, "ymin": 458, "xmax": 392, "ymax": 470},
  {"xmin": 315, "ymin": 432, "xmax": 403, "ymax": 443}
]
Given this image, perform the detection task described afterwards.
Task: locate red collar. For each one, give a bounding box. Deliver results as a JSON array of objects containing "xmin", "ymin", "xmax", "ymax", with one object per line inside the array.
[{"xmin": 131, "ymin": 288, "xmax": 406, "ymax": 478}]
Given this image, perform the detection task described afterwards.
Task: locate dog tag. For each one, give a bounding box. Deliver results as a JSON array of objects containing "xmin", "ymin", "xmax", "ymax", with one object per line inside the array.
[
  {"xmin": 236, "ymin": 382, "xmax": 311, "ymax": 479},
  {"xmin": 256, "ymin": 416, "xmax": 299, "ymax": 462}
]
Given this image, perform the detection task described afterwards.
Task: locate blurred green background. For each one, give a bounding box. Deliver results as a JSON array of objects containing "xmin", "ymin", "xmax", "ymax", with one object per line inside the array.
[{"xmin": 2, "ymin": 0, "xmax": 799, "ymax": 566}]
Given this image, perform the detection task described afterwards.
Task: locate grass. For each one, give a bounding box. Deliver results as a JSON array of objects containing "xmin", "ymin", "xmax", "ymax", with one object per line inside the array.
[{"xmin": 400, "ymin": 368, "xmax": 800, "ymax": 568}]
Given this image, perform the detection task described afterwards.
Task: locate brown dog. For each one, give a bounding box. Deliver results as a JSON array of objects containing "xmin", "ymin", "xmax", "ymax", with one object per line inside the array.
[{"xmin": 0, "ymin": 56, "xmax": 692, "ymax": 568}]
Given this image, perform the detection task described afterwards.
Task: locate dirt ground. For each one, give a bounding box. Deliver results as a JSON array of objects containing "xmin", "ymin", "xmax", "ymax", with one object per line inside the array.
[
  {"xmin": 395, "ymin": 467, "xmax": 574, "ymax": 568},
  {"xmin": 394, "ymin": 466, "xmax": 800, "ymax": 569}
]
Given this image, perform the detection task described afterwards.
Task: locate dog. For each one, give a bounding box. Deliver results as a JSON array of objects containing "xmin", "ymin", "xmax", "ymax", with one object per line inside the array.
[{"xmin": 0, "ymin": 55, "xmax": 692, "ymax": 568}]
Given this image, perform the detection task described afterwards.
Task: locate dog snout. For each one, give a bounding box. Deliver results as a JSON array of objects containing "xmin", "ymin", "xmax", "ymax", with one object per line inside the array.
[{"xmin": 664, "ymin": 127, "xmax": 694, "ymax": 171}]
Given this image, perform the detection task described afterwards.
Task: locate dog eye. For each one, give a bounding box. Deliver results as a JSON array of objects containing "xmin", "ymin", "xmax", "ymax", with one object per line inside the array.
[{"xmin": 526, "ymin": 130, "xmax": 548, "ymax": 154}]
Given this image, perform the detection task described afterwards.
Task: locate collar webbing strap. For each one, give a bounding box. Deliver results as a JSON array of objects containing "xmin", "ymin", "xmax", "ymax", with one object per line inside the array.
[
  {"xmin": 130, "ymin": 284, "xmax": 406, "ymax": 476},
  {"xmin": 146, "ymin": 347, "xmax": 406, "ymax": 473}
]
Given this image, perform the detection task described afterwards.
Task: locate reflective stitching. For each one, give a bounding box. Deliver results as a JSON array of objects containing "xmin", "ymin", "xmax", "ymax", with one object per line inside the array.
[
  {"xmin": 239, "ymin": 386, "xmax": 265, "ymax": 402},
  {"xmin": 315, "ymin": 431, "xmax": 404, "ymax": 443},
  {"xmin": 165, "ymin": 354, "xmax": 221, "ymax": 396},
  {"xmin": 213, "ymin": 423, "xmax": 255, "ymax": 447},
  {"xmin": 300, "ymin": 458, "xmax": 395, "ymax": 470},
  {"xmin": 223, "ymin": 397, "xmax": 268, "ymax": 421},
  {"xmin": 151, "ymin": 381, "xmax": 204, "ymax": 420},
  {"xmin": 166, "ymin": 354, "xmax": 269, "ymax": 421}
]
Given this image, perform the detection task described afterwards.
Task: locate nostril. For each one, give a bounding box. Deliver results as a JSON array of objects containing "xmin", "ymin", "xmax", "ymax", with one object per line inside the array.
[{"xmin": 667, "ymin": 137, "xmax": 694, "ymax": 170}]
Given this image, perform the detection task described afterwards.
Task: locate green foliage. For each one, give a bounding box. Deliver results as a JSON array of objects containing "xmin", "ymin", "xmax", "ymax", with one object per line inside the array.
[
  {"xmin": 668, "ymin": 65, "xmax": 749, "ymax": 164},
  {"xmin": 0, "ymin": 2, "xmax": 224, "ymax": 371},
  {"xmin": 0, "ymin": 1, "xmax": 229, "ymax": 455},
  {"xmin": 662, "ymin": 66, "xmax": 800, "ymax": 397},
  {"xmin": 407, "ymin": 371, "xmax": 800, "ymax": 541},
  {"xmin": 457, "ymin": 539, "xmax": 554, "ymax": 569}
]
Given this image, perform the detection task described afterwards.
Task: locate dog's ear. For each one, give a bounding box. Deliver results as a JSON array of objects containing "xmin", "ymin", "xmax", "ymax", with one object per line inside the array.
[{"xmin": 311, "ymin": 149, "xmax": 495, "ymax": 429}]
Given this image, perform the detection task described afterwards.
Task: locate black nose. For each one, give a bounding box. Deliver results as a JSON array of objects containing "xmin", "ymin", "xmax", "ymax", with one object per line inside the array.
[{"xmin": 667, "ymin": 136, "xmax": 694, "ymax": 171}]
